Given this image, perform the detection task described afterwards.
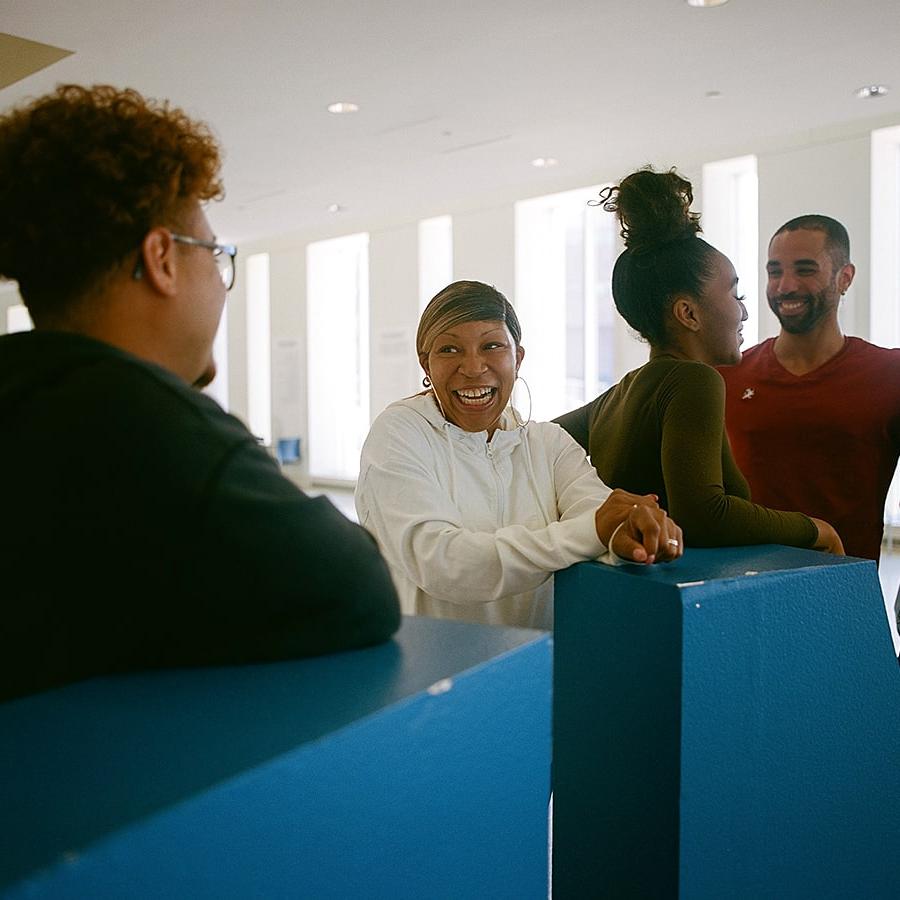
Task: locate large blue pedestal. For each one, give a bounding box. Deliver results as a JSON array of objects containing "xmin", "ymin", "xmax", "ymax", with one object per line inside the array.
[
  {"xmin": 552, "ymin": 546, "xmax": 900, "ymax": 899},
  {"xmin": 1, "ymin": 616, "xmax": 551, "ymax": 899}
]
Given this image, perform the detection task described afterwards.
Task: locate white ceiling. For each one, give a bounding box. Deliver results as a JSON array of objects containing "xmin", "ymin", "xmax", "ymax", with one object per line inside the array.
[{"xmin": 2, "ymin": 0, "xmax": 899, "ymax": 244}]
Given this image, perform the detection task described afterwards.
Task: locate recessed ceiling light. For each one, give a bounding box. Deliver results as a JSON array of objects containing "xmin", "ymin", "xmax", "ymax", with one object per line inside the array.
[
  {"xmin": 531, "ymin": 157, "xmax": 559, "ymax": 168},
  {"xmin": 327, "ymin": 102, "xmax": 359, "ymax": 114},
  {"xmin": 686, "ymin": 0, "xmax": 730, "ymax": 6},
  {"xmin": 854, "ymin": 84, "xmax": 889, "ymax": 99},
  {"xmin": 327, "ymin": 203, "xmax": 344, "ymax": 213}
]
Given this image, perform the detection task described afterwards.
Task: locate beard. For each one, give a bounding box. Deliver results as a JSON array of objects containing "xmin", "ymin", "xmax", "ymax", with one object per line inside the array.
[{"xmin": 767, "ymin": 282, "xmax": 840, "ymax": 335}]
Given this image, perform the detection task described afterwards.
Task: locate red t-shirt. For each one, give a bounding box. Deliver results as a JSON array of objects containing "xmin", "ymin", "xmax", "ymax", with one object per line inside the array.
[{"xmin": 720, "ymin": 337, "xmax": 900, "ymax": 561}]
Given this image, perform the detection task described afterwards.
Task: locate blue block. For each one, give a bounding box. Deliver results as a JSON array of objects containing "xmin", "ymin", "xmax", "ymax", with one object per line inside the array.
[
  {"xmin": 552, "ymin": 546, "xmax": 900, "ymax": 899},
  {"xmin": 1, "ymin": 616, "xmax": 551, "ymax": 899}
]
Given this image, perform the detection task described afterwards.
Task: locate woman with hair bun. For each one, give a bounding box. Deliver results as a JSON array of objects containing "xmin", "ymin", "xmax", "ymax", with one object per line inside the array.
[
  {"xmin": 555, "ymin": 167, "xmax": 844, "ymax": 554},
  {"xmin": 356, "ymin": 279, "xmax": 683, "ymax": 629}
]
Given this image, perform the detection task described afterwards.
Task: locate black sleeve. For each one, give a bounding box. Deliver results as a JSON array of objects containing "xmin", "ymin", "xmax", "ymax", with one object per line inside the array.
[
  {"xmin": 553, "ymin": 400, "xmax": 595, "ymax": 452},
  {"xmin": 168, "ymin": 441, "xmax": 401, "ymax": 664}
]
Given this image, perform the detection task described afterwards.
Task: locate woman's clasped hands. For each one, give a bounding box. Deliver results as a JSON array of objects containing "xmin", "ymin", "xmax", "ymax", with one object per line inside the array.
[{"xmin": 594, "ymin": 489, "xmax": 684, "ymax": 565}]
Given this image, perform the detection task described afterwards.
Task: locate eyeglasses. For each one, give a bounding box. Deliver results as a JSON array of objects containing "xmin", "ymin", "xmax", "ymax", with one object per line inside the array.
[
  {"xmin": 171, "ymin": 233, "xmax": 238, "ymax": 291},
  {"xmin": 132, "ymin": 232, "xmax": 238, "ymax": 291}
]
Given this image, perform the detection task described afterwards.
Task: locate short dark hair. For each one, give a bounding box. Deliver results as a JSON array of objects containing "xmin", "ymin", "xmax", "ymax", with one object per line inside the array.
[
  {"xmin": 0, "ymin": 84, "xmax": 223, "ymax": 320},
  {"xmin": 599, "ymin": 166, "xmax": 718, "ymax": 346},
  {"xmin": 772, "ymin": 215, "xmax": 851, "ymax": 269},
  {"xmin": 417, "ymin": 280, "xmax": 522, "ymax": 357}
]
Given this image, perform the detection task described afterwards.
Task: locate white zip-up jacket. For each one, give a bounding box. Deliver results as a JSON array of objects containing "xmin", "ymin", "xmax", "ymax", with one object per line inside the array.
[{"xmin": 355, "ymin": 392, "xmax": 621, "ymax": 629}]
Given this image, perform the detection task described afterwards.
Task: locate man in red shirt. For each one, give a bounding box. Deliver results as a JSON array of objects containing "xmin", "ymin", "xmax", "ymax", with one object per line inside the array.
[{"xmin": 720, "ymin": 215, "xmax": 900, "ymax": 563}]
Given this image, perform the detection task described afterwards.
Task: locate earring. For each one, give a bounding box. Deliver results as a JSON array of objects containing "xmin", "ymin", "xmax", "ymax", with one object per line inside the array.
[
  {"xmin": 422, "ymin": 376, "xmax": 431, "ymax": 388},
  {"xmin": 510, "ymin": 375, "xmax": 533, "ymax": 428}
]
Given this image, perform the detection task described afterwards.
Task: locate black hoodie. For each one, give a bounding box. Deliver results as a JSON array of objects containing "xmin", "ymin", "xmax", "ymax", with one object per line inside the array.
[{"xmin": 0, "ymin": 331, "xmax": 400, "ymax": 701}]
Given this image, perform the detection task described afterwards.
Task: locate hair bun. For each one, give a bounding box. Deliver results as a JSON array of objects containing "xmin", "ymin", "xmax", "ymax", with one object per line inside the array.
[{"xmin": 597, "ymin": 166, "xmax": 701, "ymax": 253}]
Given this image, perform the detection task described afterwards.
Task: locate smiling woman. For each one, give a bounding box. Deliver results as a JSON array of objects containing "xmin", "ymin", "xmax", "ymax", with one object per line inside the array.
[
  {"xmin": 420, "ymin": 310, "xmax": 523, "ymax": 437},
  {"xmin": 354, "ymin": 280, "xmax": 684, "ymax": 628},
  {"xmin": 425, "ymin": 320, "xmax": 517, "ymax": 431},
  {"xmin": 554, "ymin": 166, "xmax": 844, "ymax": 556}
]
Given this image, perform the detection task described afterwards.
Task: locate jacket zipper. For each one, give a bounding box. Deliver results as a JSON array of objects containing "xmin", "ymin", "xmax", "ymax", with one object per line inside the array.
[{"xmin": 486, "ymin": 440, "xmax": 506, "ymax": 525}]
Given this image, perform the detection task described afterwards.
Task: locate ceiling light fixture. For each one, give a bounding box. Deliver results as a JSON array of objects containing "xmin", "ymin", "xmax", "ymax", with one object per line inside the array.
[
  {"xmin": 531, "ymin": 157, "xmax": 559, "ymax": 168},
  {"xmin": 327, "ymin": 203, "xmax": 344, "ymax": 213},
  {"xmin": 327, "ymin": 101, "xmax": 359, "ymax": 114},
  {"xmin": 686, "ymin": 0, "xmax": 730, "ymax": 7},
  {"xmin": 705, "ymin": 90, "xmax": 723, "ymax": 99},
  {"xmin": 854, "ymin": 84, "xmax": 889, "ymax": 99}
]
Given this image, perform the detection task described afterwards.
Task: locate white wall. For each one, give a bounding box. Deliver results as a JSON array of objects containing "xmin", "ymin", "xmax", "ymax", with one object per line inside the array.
[
  {"xmin": 452, "ymin": 204, "xmax": 516, "ymax": 298},
  {"xmin": 368, "ymin": 223, "xmax": 420, "ymax": 419},
  {"xmin": 757, "ymin": 134, "xmax": 871, "ymax": 341},
  {"xmin": 269, "ymin": 248, "xmax": 308, "ymax": 485}
]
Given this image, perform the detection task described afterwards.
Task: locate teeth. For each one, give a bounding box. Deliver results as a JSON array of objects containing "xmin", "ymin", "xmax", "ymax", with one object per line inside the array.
[
  {"xmin": 456, "ymin": 387, "xmax": 494, "ymax": 399},
  {"xmin": 454, "ymin": 387, "xmax": 495, "ymax": 406}
]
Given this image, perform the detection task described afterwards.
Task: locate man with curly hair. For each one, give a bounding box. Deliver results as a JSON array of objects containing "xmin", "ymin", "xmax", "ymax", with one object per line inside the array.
[{"xmin": 0, "ymin": 84, "xmax": 400, "ymax": 701}]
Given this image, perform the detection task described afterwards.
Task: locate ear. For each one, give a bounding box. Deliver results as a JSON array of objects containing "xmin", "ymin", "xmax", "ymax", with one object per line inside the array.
[
  {"xmin": 137, "ymin": 227, "xmax": 178, "ymax": 297},
  {"xmin": 837, "ymin": 262, "xmax": 856, "ymax": 295},
  {"xmin": 671, "ymin": 294, "xmax": 701, "ymax": 332},
  {"xmin": 515, "ymin": 343, "xmax": 525, "ymax": 372},
  {"xmin": 419, "ymin": 353, "xmax": 430, "ymax": 378}
]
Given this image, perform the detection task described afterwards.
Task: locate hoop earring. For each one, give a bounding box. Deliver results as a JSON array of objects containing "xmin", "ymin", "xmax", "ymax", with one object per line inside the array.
[
  {"xmin": 510, "ymin": 375, "xmax": 532, "ymax": 428},
  {"xmin": 422, "ymin": 375, "xmax": 449, "ymax": 420},
  {"xmin": 431, "ymin": 388, "xmax": 448, "ymax": 421}
]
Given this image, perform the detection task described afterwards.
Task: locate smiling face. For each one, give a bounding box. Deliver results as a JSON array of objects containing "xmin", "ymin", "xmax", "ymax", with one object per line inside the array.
[
  {"xmin": 695, "ymin": 251, "xmax": 747, "ymax": 366},
  {"xmin": 421, "ymin": 319, "xmax": 524, "ymax": 438},
  {"xmin": 765, "ymin": 229, "xmax": 853, "ymax": 335}
]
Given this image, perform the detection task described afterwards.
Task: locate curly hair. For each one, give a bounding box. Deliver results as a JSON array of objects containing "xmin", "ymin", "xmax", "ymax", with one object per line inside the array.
[
  {"xmin": 595, "ymin": 166, "xmax": 717, "ymax": 346},
  {"xmin": 0, "ymin": 84, "xmax": 223, "ymax": 319}
]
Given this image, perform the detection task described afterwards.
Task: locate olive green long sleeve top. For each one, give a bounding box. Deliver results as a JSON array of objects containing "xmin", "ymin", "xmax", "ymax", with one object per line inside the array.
[{"xmin": 554, "ymin": 357, "xmax": 817, "ymax": 548}]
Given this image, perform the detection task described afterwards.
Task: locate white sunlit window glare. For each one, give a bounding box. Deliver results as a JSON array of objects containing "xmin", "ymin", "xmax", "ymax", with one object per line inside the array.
[
  {"xmin": 870, "ymin": 125, "xmax": 900, "ymax": 351},
  {"xmin": 870, "ymin": 125, "xmax": 900, "ymax": 530},
  {"xmin": 418, "ymin": 215, "xmax": 453, "ymax": 312},
  {"xmin": 203, "ymin": 305, "xmax": 229, "ymax": 410},
  {"xmin": 515, "ymin": 186, "xmax": 617, "ymax": 422},
  {"xmin": 6, "ymin": 303, "xmax": 32, "ymax": 333},
  {"xmin": 247, "ymin": 252, "xmax": 272, "ymax": 447},
  {"xmin": 307, "ymin": 233, "xmax": 370, "ymax": 483},
  {"xmin": 701, "ymin": 155, "xmax": 759, "ymax": 348}
]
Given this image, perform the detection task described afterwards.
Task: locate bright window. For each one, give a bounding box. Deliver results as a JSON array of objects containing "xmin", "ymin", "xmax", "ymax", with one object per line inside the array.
[
  {"xmin": 871, "ymin": 126, "xmax": 900, "ymax": 529},
  {"xmin": 515, "ymin": 186, "xmax": 617, "ymax": 422},
  {"xmin": 871, "ymin": 126, "xmax": 900, "ymax": 350},
  {"xmin": 203, "ymin": 306, "xmax": 229, "ymax": 410},
  {"xmin": 307, "ymin": 233, "xmax": 369, "ymax": 483},
  {"xmin": 246, "ymin": 253, "xmax": 271, "ymax": 446},
  {"xmin": 6, "ymin": 303, "xmax": 32, "ymax": 333},
  {"xmin": 702, "ymin": 155, "xmax": 759, "ymax": 348},
  {"xmin": 419, "ymin": 215, "xmax": 453, "ymax": 312}
]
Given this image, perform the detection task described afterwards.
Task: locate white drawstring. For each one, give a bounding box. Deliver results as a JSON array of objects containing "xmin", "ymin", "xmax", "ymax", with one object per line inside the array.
[
  {"xmin": 443, "ymin": 424, "xmax": 458, "ymax": 506},
  {"xmin": 520, "ymin": 425, "xmax": 552, "ymax": 527}
]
